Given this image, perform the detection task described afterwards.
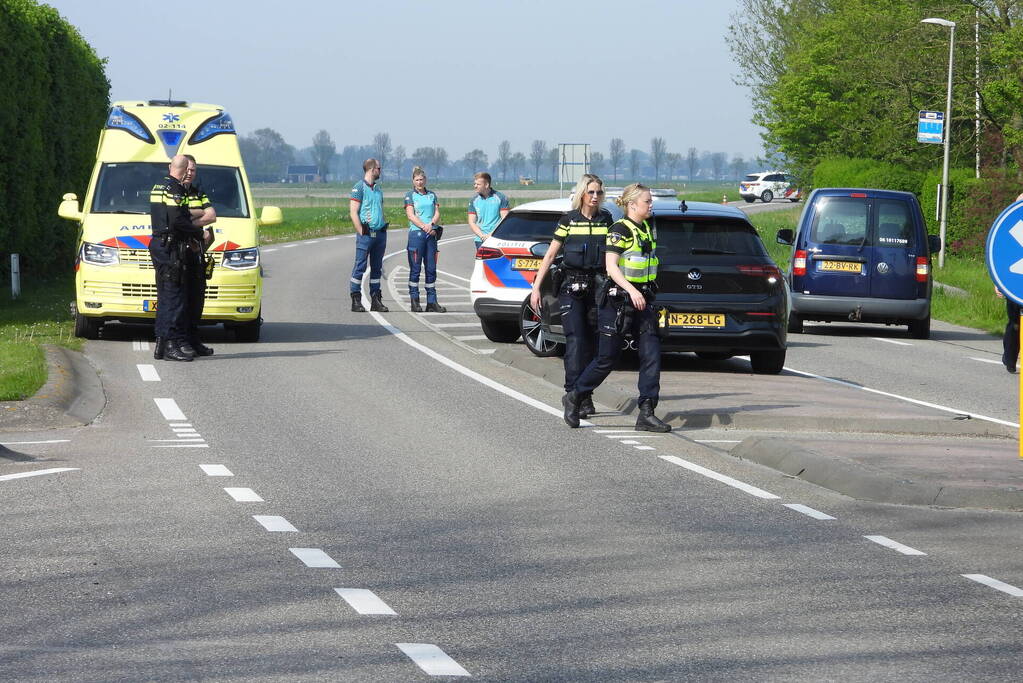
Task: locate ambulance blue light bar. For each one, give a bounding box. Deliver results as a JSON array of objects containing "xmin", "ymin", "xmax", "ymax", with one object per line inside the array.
[
  {"xmin": 189, "ymin": 112, "xmax": 236, "ymax": 144},
  {"xmin": 105, "ymin": 105, "xmax": 154, "ymax": 143}
]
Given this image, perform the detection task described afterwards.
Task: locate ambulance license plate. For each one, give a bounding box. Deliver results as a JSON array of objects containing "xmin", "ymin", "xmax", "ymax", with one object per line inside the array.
[
  {"xmin": 143, "ymin": 299, "xmax": 158, "ymax": 312},
  {"xmin": 818, "ymin": 260, "xmax": 862, "ymax": 273},
  {"xmin": 513, "ymin": 258, "xmax": 541, "ymax": 270},
  {"xmin": 668, "ymin": 312, "xmax": 725, "ymax": 327}
]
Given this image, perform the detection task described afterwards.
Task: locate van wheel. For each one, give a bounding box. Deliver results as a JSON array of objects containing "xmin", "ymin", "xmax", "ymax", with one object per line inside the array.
[
  {"xmin": 908, "ymin": 315, "xmax": 930, "ymax": 340},
  {"xmin": 750, "ymin": 349, "xmax": 786, "ymax": 374},
  {"xmin": 787, "ymin": 312, "xmax": 803, "ymax": 334},
  {"xmin": 760, "ymin": 190, "xmax": 774, "ymax": 203},
  {"xmin": 519, "ymin": 299, "xmax": 564, "ymax": 357},
  {"xmin": 480, "ymin": 317, "xmax": 520, "ymax": 343},
  {"xmin": 74, "ymin": 312, "xmax": 101, "ymax": 339},
  {"xmin": 233, "ymin": 314, "xmax": 261, "ymax": 342}
]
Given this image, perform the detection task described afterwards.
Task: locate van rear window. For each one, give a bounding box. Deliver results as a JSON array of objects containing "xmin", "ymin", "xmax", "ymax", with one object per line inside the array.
[
  {"xmin": 810, "ymin": 197, "xmax": 869, "ymax": 246},
  {"xmin": 876, "ymin": 199, "xmax": 916, "ymax": 249},
  {"xmin": 91, "ymin": 162, "xmax": 250, "ymax": 218}
]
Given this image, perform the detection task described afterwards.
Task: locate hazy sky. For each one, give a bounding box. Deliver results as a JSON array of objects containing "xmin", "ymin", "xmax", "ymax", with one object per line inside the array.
[{"xmin": 45, "ymin": 0, "xmax": 763, "ymax": 161}]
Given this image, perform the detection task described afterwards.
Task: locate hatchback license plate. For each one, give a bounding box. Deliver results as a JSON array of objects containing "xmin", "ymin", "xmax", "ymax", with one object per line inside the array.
[
  {"xmin": 667, "ymin": 312, "xmax": 725, "ymax": 327},
  {"xmin": 143, "ymin": 299, "xmax": 158, "ymax": 312},
  {"xmin": 513, "ymin": 258, "xmax": 541, "ymax": 270},
  {"xmin": 819, "ymin": 260, "xmax": 862, "ymax": 273}
]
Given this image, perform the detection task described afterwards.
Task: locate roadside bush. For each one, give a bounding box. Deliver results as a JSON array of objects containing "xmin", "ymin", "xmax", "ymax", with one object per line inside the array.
[
  {"xmin": 920, "ymin": 169, "xmax": 1019, "ymax": 256},
  {"xmin": 811, "ymin": 157, "xmax": 924, "ymax": 194}
]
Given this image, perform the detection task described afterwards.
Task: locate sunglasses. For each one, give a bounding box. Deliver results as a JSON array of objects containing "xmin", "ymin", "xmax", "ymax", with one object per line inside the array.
[{"xmin": 586, "ymin": 190, "xmax": 605, "ymax": 196}]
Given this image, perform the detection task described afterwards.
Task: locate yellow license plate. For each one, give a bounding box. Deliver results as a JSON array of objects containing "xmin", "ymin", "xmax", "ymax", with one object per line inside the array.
[
  {"xmin": 143, "ymin": 299, "xmax": 158, "ymax": 312},
  {"xmin": 819, "ymin": 260, "xmax": 862, "ymax": 273},
  {"xmin": 667, "ymin": 312, "xmax": 725, "ymax": 327},
  {"xmin": 513, "ymin": 258, "xmax": 541, "ymax": 270}
]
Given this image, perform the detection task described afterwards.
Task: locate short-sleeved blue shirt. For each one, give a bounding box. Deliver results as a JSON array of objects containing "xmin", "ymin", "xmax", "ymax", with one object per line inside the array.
[
  {"xmin": 467, "ymin": 189, "xmax": 509, "ymax": 238},
  {"xmin": 350, "ymin": 179, "xmax": 385, "ymax": 229},
  {"xmin": 404, "ymin": 189, "xmax": 438, "ymax": 231}
]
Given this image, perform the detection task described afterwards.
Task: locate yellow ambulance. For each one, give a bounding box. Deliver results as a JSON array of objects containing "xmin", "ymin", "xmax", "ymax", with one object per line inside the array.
[{"xmin": 58, "ymin": 99, "xmax": 281, "ymax": 341}]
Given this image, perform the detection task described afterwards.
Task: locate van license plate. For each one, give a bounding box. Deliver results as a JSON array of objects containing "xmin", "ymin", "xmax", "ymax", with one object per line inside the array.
[
  {"xmin": 819, "ymin": 261, "xmax": 862, "ymax": 273},
  {"xmin": 513, "ymin": 258, "xmax": 541, "ymax": 270},
  {"xmin": 143, "ymin": 299, "xmax": 158, "ymax": 312},
  {"xmin": 667, "ymin": 312, "xmax": 725, "ymax": 327}
]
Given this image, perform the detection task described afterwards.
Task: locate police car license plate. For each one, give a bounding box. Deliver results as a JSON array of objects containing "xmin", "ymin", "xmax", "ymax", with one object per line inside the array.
[
  {"xmin": 143, "ymin": 299, "xmax": 157, "ymax": 312},
  {"xmin": 513, "ymin": 258, "xmax": 541, "ymax": 270},
  {"xmin": 668, "ymin": 312, "xmax": 725, "ymax": 327},
  {"xmin": 819, "ymin": 260, "xmax": 862, "ymax": 273}
]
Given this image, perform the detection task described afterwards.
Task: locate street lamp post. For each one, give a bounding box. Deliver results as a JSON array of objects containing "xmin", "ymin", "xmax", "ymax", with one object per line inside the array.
[{"xmin": 922, "ymin": 17, "xmax": 956, "ymax": 269}]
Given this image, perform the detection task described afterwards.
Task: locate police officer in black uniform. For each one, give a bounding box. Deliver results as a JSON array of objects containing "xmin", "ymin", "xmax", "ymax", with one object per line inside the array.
[
  {"xmin": 149, "ymin": 154, "xmax": 204, "ymax": 362},
  {"xmin": 530, "ymin": 173, "xmax": 611, "ymax": 418},
  {"xmin": 182, "ymin": 154, "xmax": 217, "ymax": 356}
]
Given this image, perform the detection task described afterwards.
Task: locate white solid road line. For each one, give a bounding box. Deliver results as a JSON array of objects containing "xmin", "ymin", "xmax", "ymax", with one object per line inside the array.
[
  {"xmin": 961, "ymin": 574, "xmax": 1023, "ymax": 597},
  {"xmin": 783, "ymin": 503, "xmax": 837, "ymax": 521},
  {"xmin": 224, "ymin": 487, "xmax": 263, "ymax": 502},
  {"xmin": 968, "ymin": 357, "xmax": 1003, "ymax": 365},
  {"xmin": 290, "ymin": 547, "xmax": 341, "ymax": 568},
  {"xmin": 153, "ymin": 443, "xmax": 209, "ymax": 448},
  {"xmin": 694, "ymin": 440, "xmax": 743, "ymax": 444},
  {"xmin": 154, "ymin": 398, "xmax": 186, "ymax": 421},
  {"xmin": 454, "ymin": 335, "xmax": 489, "ymax": 341},
  {"xmin": 0, "ymin": 467, "xmax": 80, "ymax": 482},
  {"xmin": 396, "ymin": 643, "xmax": 470, "ymax": 677},
  {"xmin": 0, "ymin": 439, "xmax": 70, "ymax": 445},
  {"xmin": 864, "ymin": 535, "xmax": 927, "ymax": 556},
  {"xmin": 253, "ymin": 515, "xmax": 299, "ymax": 532},
  {"xmin": 604, "ymin": 434, "xmax": 661, "ymax": 439},
  {"xmin": 334, "ymin": 588, "xmax": 397, "ymax": 615},
  {"xmin": 872, "ymin": 337, "xmax": 913, "ymax": 346},
  {"xmin": 433, "ymin": 322, "xmax": 483, "ymax": 328},
  {"xmin": 199, "ymin": 464, "xmax": 233, "ymax": 477},
  {"xmin": 659, "ymin": 455, "xmax": 780, "ymax": 500}
]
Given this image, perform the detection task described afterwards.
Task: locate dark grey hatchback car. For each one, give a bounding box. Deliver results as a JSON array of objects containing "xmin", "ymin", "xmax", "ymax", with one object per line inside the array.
[{"xmin": 522, "ymin": 199, "xmax": 790, "ymax": 373}]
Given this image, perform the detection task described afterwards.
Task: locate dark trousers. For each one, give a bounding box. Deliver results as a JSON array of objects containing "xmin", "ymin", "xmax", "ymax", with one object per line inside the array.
[
  {"xmin": 186, "ymin": 252, "xmax": 207, "ymax": 343},
  {"xmin": 1004, "ymin": 299, "xmax": 1020, "ymax": 367},
  {"xmin": 407, "ymin": 229, "xmax": 439, "ymax": 303},
  {"xmin": 558, "ymin": 287, "xmax": 598, "ymax": 392},
  {"xmin": 149, "ymin": 241, "xmax": 188, "ymax": 344},
  {"xmin": 350, "ymin": 230, "xmax": 387, "ymax": 294},
  {"xmin": 573, "ymin": 299, "xmax": 661, "ymax": 404}
]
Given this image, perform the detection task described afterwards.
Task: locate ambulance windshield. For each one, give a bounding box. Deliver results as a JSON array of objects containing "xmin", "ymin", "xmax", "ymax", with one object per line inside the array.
[{"xmin": 91, "ymin": 162, "xmax": 250, "ymax": 218}]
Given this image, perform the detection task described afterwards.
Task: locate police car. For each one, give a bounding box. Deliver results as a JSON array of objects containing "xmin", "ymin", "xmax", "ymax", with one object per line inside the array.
[{"xmin": 739, "ymin": 171, "xmax": 801, "ymax": 204}]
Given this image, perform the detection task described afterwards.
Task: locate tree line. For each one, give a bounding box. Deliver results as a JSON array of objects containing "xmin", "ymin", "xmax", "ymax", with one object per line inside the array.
[
  {"xmin": 239, "ymin": 129, "xmax": 759, "ymax": 184},
  {"xmin": 0, "ymin": 0, "xmax": 109, "ymax": 279}
]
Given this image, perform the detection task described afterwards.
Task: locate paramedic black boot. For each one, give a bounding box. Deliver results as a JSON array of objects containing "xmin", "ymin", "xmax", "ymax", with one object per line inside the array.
[
  {"xmin": 351, "ymin": 293, "xmax": 366, "ymax": 312},
  {"xmin": 635, "ymin": 399, "xmax": 671, "ymax": 432},
  {"xmin": 409, "ymin": 298, "xmax": 423, "ymax": 312},
  {"xmin": 370, "ymin": 292, "xmax": 389, "ymax": 312},
  {"xmin": 562, "ymin": 392, "xmax": 580, "ymax": 429},
  {"xmin": 425, "ymin": 302, "xmax": 447, "ymax": 313}
]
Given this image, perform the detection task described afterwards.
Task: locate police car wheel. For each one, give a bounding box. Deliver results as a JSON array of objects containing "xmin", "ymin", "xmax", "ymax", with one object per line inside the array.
[
  {"xmin": 519, "ymin": 299, "xmax": 564, "ymax": 358},
  {"xmin": 760, "ymin": 190, "xmax": 774, "ymax": 203}
]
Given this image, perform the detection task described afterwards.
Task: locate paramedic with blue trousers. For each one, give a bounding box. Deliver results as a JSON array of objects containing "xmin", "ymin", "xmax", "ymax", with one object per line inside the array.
[
  {"xmin": 467, "ymin": 172, "xmax": 509, "ymax": 248},
  {"xmin": 349, "ymin": 158, "xmax": 389, "ymax": 312},
  {"xmin": 563, "ymin": 183, "xmax": 671, "ymax": 432},
  {"xmin": 404, "ymin": 166, "xmax": 446, "ymax": 312},
  {"xmin": 530, "ymin": 173, "xmax": 612, "ymax": 419},
  {"xmin": 149, "ymin": 154, "xmax": 204, "ymax": 362}
]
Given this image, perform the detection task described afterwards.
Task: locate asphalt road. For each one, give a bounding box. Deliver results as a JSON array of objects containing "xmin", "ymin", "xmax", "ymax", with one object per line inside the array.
[{"xmin": 1, "ymin": 225, "xmax": 1021, "ymax": 681}]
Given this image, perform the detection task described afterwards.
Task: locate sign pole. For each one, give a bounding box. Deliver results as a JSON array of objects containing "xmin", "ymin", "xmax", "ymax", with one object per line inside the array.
[{"xmin": 1019, "ymin": 314, "xmax": 1022, "ymax": 459}]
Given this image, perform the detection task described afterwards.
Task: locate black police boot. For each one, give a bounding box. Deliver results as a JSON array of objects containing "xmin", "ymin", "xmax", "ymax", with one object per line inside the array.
[
  {"xmin": 370, "ymin": 292, "xmax": 389, "ymax": 312},
  {"xmin": 162, "ymin": 345, "xmax": 193, "ymax": 362},
  {"xmin": 562, "ymin": 391, "xmax": 580, "ymax": 428},
  {"xmin": 351, "ymin": 293, "xmax": 366, "ymax": 312},
  {"xmin": 578, "ymin": 393, "xmax": 595, "ymax": 419},
  {"xmin": 410, "ymin": 298, "xmax": 422, "ymax": 312},
  {"xmin": 425, "ymin": 302, "xmax": 447, "ymax": 313},
  {"xmin": 153, "ymin": 337, "xmax": 166, "ymax": 360},
  {"xmin": 636, "ymin": 399, "xmax": 671, "ymax": 432},
  {"xmin": 177, "ymin": 342, "xmax": 198, "ymax": 359},
  {"xmin": 191, "ymin": 340, "xmax": 214, "ymax": 356}
]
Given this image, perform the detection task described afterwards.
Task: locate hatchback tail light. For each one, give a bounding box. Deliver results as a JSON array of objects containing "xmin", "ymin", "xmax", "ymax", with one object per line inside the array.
[
  {"xmin": 737, "ymin": 264, "xmax": 783, "ymax": 279},
  {"xmin": 915, "ymin": 256, "xmax": 929, "ymax": 282},
  {"xmin": 793, "ymin": 250, "xmax": 807, "ymax": 276},
  {"xmin": 476, "ymin": 246, "xmax": 503, "ymax": 260}
]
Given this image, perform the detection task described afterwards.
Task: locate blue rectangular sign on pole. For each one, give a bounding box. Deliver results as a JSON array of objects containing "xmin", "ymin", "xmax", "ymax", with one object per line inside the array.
[{"xmin": 918, "ymin": 110, "xmax": 944, "ymax": 144}]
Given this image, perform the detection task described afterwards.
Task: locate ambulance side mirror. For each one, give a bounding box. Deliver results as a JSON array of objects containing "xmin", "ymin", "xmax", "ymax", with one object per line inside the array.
[
  {"xmin": 258, "ymin": 205, "xmax": 283, "ymax": 226},
  {"xmin": 58, "ymin": 193, "xmax": 83, "ymax": 222}
]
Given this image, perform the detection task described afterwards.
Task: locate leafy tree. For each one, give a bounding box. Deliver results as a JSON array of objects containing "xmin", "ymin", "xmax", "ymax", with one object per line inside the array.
[
  {"xmin": 311, "ymin": 130, "xmax": 335, "ymax": 181},
  {"xmin": 411, "ymin": 146, "xmax": 447, "ymax": 177},
  {"xmin": 530, "ymin": 140, "xmax": 547, "ymax": 182},
  {"xmin": 462, "ymin": 148, "xmax": 487, "ymax": 174},
  {"xmin": 511, "ymin": 151, "xmax": 526, "ymax": 178},
  {"xmin": 548, "ymin": 147, "xmax": 559, "ymax": 182},
  {"xmin": 666, "ymin": 152, "xmax": 682, "ymax": 180},
  {"xmin": 650, "ymin": 137, "xmax": 667, "ymax": 181},
  {"xmin": 710, "ymin": 152, "xmax": 728, "ymax": 180},
  {"xmin": 497, "ymin": 140, "xmax": 512, "ymax": 181},
  {"xmin": 239, "ymin": 128, "xmax": 294, "ymax": 182},
  {"xmin": 372, "ymin": 132, "xmax": 391, "ymax": 169},
  {"xmin": 730, "ymin": 154, "xmax": 746, "ymax": 180},
  {"xmin": 392, "ymin": 145, "xmax": 406, "ymax": 179},
  {"xmin": 609, "ymin": 138, "xmax": 625, "ymax": 180},
  {"xmin": 590, "ymin": 151, "xmax": 605, "ymax": 175}
]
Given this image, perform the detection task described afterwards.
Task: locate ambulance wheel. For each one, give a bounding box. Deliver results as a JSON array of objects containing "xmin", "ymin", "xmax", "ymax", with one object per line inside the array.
[
  {"xmin": 519, "ymin": 299, "xmax": 564, "ymax": 357},
  {"xmin": 232, "ymin": 315, "xmax": 261, "ymax": 342},
  {"xmin": 480, "ymin": 317, "xmax": 520, "ymax": 343},
  {"xmin": 74, "ymin": 312, "xmax": 101, "ymax": 340}
]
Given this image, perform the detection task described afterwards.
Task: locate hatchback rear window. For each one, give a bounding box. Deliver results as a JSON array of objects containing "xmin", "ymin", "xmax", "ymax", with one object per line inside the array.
[
  {"xmin": 743, "ymin": 174, "xmax": 760, "ymax": 182},
  {"xmin": 810, "ymin": 197, "xmax": 868, "ymax": 246},
  {"xmin": 654, "ymin": 218, "xmax": 768, "ymax": 264},
  {"xmin": 492, "ymin": 211, "xmax": 561, "ymax": 242}
]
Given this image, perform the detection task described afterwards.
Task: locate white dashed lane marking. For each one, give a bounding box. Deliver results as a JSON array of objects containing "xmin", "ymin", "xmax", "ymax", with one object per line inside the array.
[
  {"xmin": 154, "ymin": 398, "xmax": 186, "ymax": 421},
  {"xmin": 634, "ymin": 445, "xmax": 656, "ymax": 451},
  {"xmin": 396, "ymin": 643, "xmax": 471, "ymax": 677},
  {"xmin": 254, "ymin": 515, "xmax": 299, "ymax": 532},
  {"xmin": 199, "ymin": 464, "xmax": 233, "ymax": 477},
  {"xmin": 132, "ymin": 339, "xmax": 150, "ymax": 351},
  {"xmin": 0, "ymin": 468, "xmax": 80, "ymax": 482},
  {"xmin": 784, "ymin": 503, "xmax": 837, "ymax": 520},
  {"xmin": 962, "ymin": 574, "xmax": 1023, "ymax": 597},
  {"xmin": 290, "ymin": 548, "xmax": 340, "ymax": 568},
  {"xmin": 864, "ymin": 535, "xmax": 927, "ymax": 556},
  {"xmin": 334, "ymin": 588, "xmax": 397, "ymax": 615},
  {"xmin": 968, "ymin": 357, "xmax": 1002, "ymax": 365},
  {"xmin": 224, "ymin": 487, "xmax": 263, "ymax": 502},
  {"xmin": 872, "ymin": 337, "xmax": 913, "ymax": 346},
  {"xmin": 659, "ymin": 455, "xmax": 780, "ymax": 499}
]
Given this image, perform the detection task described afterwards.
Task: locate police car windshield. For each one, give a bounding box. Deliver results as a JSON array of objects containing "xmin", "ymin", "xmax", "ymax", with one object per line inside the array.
[
  {"xmin": 91, "ymin": 162, "xmax": 250, "ymax": 218},
  {"xmin": 655, "ymin": 217, "xmax": 768, "ymax": 263}
]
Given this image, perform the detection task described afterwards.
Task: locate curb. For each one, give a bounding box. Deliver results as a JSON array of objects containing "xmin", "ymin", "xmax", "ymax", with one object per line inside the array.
[
  {"xmin": 0, "ymin": 345, "xmax": 105, "ymax": 433},
  {"xmin": 731, "ymin": 437, "xmax": 1023, "ymax": 512}
]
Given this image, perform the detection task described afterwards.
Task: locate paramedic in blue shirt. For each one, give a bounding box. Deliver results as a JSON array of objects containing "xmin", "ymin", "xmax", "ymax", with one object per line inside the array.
[
  {"xmin": 467, "ymin": 172, "xmax": 509, "ymax": 248},
  {"xmin": 404, "ymin": 166, "xmax": 446, "ymax": 313},
  {"xmin": 348, "ymin": 158, "xmax": 388, "ymax": 312}
]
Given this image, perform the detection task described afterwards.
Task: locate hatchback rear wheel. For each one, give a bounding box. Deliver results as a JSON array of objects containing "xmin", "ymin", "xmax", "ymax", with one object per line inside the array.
[
  {"xmin": 519, "ymin": 299, "xmax": 564, "ymax": 357},
  {"xmin": 750, "ymin": 349, "xmax": 786, "ymax": 374}
]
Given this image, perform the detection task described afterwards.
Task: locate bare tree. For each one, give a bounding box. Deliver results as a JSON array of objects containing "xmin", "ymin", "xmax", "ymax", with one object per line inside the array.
[
  {"xmin": 511, "ymin": 151, "xmax": 526, "ymax": 179},
  {"xmin": 590, "ymin": 151, "xmax": 604, "ymax": 175},
  {"xmin": 650, "ymin": 137, "xmax": 667, "ymax": 181},
  {"xmin": 629, "ymin": 149, "xmax": 641, "ymax": 179},
  {"xmin": 310, "ymin": 130, "xmax": 336, "ymax": 182},
  {"xmin": 497, "ymin": 140, "xmax": 512, "ymax": 182},
  {"xmin": 730, "ymin": 154, "xmax": 746, "ymax": 180},
  {"xmin": 666, "ymin": 152, "xmax": 682, "ymax": 180},
  {"xmin": 529, "ymin": 140, "xmax": 547, "ymax": 182},
  {"xmin": 609, "ymin": 137, "xmax": 624, "ymax": 181},
  {"xmin": 710, "ymin": 152, "xmax": 728, "ymax": 180},
  {"xmin": 462, "ymin": 148, "xmax": 488, "ymax": 174},
  {"xmin": 392, "ymin": 145, "xmax": 406, "ymax": 178},
  {"xmin": 686, "ymin": 147, "xmax": 699, "ymax": 181},
  {"xmin": 372, "ymin": 132, "xmax": 391, "ymax": 170}
]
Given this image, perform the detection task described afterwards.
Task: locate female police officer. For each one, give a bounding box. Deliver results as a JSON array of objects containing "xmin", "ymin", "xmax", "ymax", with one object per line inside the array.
[
  {"xmin": 562, "ymin": 183, "xmax": 670, "ymax": 432},
  {"xmin": 530, "ymin": 173, "xmax": 611, "ymax": 418}
]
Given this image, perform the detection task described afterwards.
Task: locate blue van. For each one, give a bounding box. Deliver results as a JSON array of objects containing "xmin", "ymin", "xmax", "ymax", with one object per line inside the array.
[{"xmin": 776, "ymin": 188, "xmax": 940, "ymax": 339}]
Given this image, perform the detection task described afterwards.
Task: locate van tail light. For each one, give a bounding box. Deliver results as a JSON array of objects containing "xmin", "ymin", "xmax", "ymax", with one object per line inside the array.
[
  {"xmin": 915, "ymin": 256, "xmax": 929, "ymax": 282},
  {"xmin": 793, "ymin": 250, "xmax": 807, "ymax": 276},
  {"xmin": 476, "ymin": 246, "xmax": 503, "ymax": 260},
  {"xmin": 737, "ymin": 264, "xmax": 783, "ymax": 279}
]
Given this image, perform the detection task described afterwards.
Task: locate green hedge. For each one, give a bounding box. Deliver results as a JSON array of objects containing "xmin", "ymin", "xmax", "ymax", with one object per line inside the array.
[
  {"xmin": 811, "ymin": 157, "xmax": 923, "ymax": 194},
  {"xmin": 0, "ymin": 0, "xmax": 108, "ymax": 280},
  {"xmin": 920, "ymin": 169, "xmax": 1019, "ymax": 256}
]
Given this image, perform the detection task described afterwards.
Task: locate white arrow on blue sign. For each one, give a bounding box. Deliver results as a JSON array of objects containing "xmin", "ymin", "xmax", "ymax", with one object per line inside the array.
[{"xmin": 985, "ymin": 201, "xmax": 1023, "ymax": 306}]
